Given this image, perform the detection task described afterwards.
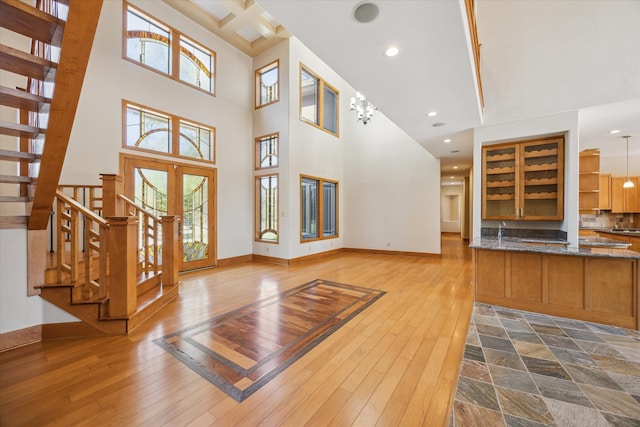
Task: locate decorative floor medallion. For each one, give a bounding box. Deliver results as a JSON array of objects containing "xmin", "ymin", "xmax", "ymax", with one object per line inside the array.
[{"xmin": 155, "ymin": 279, "xmax": 386, "ymax": 402}]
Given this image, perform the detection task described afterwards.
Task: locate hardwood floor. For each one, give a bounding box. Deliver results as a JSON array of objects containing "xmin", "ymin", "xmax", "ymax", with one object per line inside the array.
[{"xmin": 0, "ymin": 234, "xmax": 473, "ymax": 426}]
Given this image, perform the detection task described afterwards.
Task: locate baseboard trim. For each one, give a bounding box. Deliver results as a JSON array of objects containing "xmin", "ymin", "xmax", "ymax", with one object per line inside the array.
[
  {"xmin": 252, "ymin": 254, "xmax": 290, "ymax": 265},
  {"xmin": 343, "ymin": 248, "xmax": 441, "ymax": 258},
  {"xmin": 289, "ymin": 249, "xmax": 342, "ymax": 265},
  {"xmin": 217, "ymin": 254, "xmax": 253, "ymax": 267},
  {"xmin": 42, "ymin": 322, "xmax": 107, "ymax": 340},
  {"xmin": 0, "ymin": 324, "xmax": 42, "ymax": 353}
]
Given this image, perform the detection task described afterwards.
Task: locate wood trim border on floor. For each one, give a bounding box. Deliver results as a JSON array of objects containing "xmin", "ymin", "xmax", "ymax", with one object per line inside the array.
[{"xmin": 0, "ymin": 324, "xmax": 41, "ymax": 352}]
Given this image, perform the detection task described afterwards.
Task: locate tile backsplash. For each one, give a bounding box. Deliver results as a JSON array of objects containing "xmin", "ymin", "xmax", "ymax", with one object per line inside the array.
[{"xmin": 579, "ymin": 212, "xmax": 636, "ymax": 229}]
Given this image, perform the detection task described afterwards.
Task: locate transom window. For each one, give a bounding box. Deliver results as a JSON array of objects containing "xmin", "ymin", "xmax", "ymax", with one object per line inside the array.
[
  {"xmin": 255, "ymin": 133, "xmax": 279, "ymax": 169},
  {"xmin": 124, "ymin": 101, "xmax": 215, "ymax": 163},
  {"xmin": 255, "ymin": 60, "xmax": 279, "ymax": 108},
  {"xmin": 125, "ymin": 3, "xmax": 216, "ymax": 94},
  {"xmin": 301, "ymin": 175, "xmax": 338, "ymax": 241},
  {"xmin": 256, "ymin": 174, "xmax": 278, "ymax": 243},
  {"xmin": 300, "ymin": 65, "xmax": 339, "ymax": 136}
]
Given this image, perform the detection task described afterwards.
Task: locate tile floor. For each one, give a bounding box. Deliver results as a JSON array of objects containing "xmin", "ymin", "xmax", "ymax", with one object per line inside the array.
[{"xmin": 451, "ymin": 303, "xmax": 640, "ymax": 426}]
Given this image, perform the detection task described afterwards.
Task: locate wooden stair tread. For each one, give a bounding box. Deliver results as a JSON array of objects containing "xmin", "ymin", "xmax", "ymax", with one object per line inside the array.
[
  {"xmin": 0, "ymin": 149, "xmax": 40, "ymax": 162},
  {"xmin": 0, "ymin": 43, "xmax": 57, "ymax": 80},
  {"xmin": 0, "ymin": 120, "xmax": 44, "ymax": 138},
  {"xmin": 0, "ymin": 86, "xmax": 51, "ymax": 111},
  {"xmin": 0, "ymin": 174, "xmax": 36, "ymax": 183},
  {"xmin": 0, "ymin": 0, "xmax": 65, "ymax": 46}
]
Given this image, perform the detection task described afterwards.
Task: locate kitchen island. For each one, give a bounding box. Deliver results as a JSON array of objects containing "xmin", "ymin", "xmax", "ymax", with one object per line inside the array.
[{"xmin": 470, "ymin": 237, "xmax": 640, "ymax": 330}]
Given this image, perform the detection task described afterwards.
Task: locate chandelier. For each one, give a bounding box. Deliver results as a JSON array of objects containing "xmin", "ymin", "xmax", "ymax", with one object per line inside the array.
[{"xmin": 350, "ymin": 92, "xmax": 376, "ymax": 125}]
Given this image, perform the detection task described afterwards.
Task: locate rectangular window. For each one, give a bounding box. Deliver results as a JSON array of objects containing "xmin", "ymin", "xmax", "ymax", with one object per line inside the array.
[
  {"xmin": 300, "ymin": 68, "xmax": 318, "ymax": 125},
  {"xmin": 255, "ymin": 133, "xmax": 278, "ymax": 169},
  {"xmin": 126, "ymin": 105, "xmax": 171, "ymax": 153},
  {"xmin": 256, "ymin": 60, "xmax": 279, "ymax": 108},
  {"xmin": 179, "ymin": 120, "xmax": 213, "ymax": 161},
  {"xmin": 323, "ymin": 181, "xmax": 337, "ymax": 237},
  {"xmin": 124, "ymin": 3, "xmax": 216, "ymax": 95},
  {"xmin": 179, "ymin": 36, "xmax": 214, "ymax": 92},
  {"xmin": 123, "ymin": 101, "xmax": 215, "ymax": 163},
  {"xmin": 126, "ymin": 5, "xmax": 170, "ymax": 74},
  {"xmin": 256, "ymin": 175, "xmax": 278, "ymax": 242},
  {"xmin": 300, "ymin": 175, "xmax": 338, "ymax": 241},
  {"xmin": 299, "ymin": 65, "xmax": 339, "ymax": 136}
]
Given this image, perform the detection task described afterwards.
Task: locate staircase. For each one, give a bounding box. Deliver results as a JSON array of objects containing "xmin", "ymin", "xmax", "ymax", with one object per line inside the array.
[{"xmin": 0, "ymin": 0, "xmax": 180, "ymax": 338}]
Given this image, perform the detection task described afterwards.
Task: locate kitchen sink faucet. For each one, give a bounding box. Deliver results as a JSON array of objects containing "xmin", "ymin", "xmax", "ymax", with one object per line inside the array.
[{"xmin": 498, "ymin": 221, "xmax": 507, "ymax": 242}]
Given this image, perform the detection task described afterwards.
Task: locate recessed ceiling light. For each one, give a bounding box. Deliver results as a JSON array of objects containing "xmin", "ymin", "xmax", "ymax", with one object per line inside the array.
[
  {"xmin": 384, "ymin": 46, "xmax": 399, "ymax": 57},
  {"xmin": 450, "ymin": 176, "xmax": 455, "ymax": 179},
  {"xmin": 353, "ymin": 2, "xmax": 379, "ymax": 23},
  {"xmin": 432, "ymin": 122, "xmax": 446, "ymax": 127},
  {"xmin": 444, "ymin": 138, "xmax": 451, "ymax": 143},
  {"xmin": 609, "ymin": 129, "xmax": 621, "ymax": 134},
  {"xmin": 453, "ymin": 166, "xmax": 458, "ymax": 169},
  {"xmin": 427, "ymin": 111, "xmax": 437, "ymax": 117}
]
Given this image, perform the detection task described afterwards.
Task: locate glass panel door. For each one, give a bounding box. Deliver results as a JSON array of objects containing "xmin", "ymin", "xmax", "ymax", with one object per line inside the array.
[
  {"xmin": 124, "ymin": 156, "xmax": 216, "ymax": 272},
  {"xmin": 178, "ymin": 166, "xmax": 214, "ymax": 270}
]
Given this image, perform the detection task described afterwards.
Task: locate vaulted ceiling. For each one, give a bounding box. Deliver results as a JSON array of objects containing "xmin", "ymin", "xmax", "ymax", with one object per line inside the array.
[{"xmin": 166, "ymin": 0, "xmax": 640, "ymax": 183}]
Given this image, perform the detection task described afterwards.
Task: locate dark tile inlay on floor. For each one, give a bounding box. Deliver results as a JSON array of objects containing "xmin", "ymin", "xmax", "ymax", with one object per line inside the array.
[{"xmin": 452, "ymin": 303, "xmax": 640, "ymax": 426}]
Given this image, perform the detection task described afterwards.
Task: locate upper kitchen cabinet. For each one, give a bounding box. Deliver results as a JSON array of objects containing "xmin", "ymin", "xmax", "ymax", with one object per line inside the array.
[
  {"xmin": 482, "ymin": 136, "xmax": 564, "ymax": 221},
  {"xmin": 579, "ymin": 149, "xmax": 600, "ymax": 212},
  {"xmin": 611, "ymin": 176, "xmax": 640, "ymax": 213}
]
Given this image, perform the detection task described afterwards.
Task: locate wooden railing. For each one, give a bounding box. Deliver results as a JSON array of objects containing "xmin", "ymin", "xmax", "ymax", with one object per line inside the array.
[
  {"xmin": 55, "ymin": 189, "xmax": 108, "ymax": 299},
  {"xmin": 51, "ymin": 176, "xmax": 179, "ymax": 316},
  {"xmin": 118, "ymin": 193, "xmax": 161, "ymax": 276},
  {"xmin": 464, "ymin": 0, "xmax": 484, "ymax": 108}
]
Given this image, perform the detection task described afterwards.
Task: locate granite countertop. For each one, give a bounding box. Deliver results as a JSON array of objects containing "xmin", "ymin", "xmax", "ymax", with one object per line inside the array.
[
  {"xmin": 470, "ymin": 237, "xmax": 640, "ymax": 259},
  {"xmin": 581, "ymin": 228, "xmax": 640, "ymax": 237},
  {"xmin": 578, "ymin": 236, "xmax": 632, "ymax": 248}
]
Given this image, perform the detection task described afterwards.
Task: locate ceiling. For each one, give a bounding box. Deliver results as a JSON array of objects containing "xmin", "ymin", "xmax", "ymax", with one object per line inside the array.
[{"xmin": 166, "ymin": 0, "xmax": 640, "ymax": 184}]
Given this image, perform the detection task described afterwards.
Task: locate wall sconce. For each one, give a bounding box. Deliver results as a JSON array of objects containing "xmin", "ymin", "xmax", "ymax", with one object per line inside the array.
[{"xmin": 350, "ymin": 92, "xmax": 376, "ymax": 125}]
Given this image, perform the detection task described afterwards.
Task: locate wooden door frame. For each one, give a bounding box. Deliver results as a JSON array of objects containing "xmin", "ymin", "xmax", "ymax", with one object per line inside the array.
[{"xmin": 120, "ymin": 153, "xmax": 217, "ymax": 270}]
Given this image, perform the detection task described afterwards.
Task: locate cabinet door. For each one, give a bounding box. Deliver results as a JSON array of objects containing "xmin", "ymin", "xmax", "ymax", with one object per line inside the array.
[
  {"xmin": 483, "ymin": 144, "xmax": 517, "ymax": 219},
  {"xmin": 599, "ymin": 174, "xmax": 611, "ymax": 210},
  {"xmin": 520, "ymin": 138, "xmax": 564, "ymax": 220},
  {"xmin": 623, "ymin": 177, "xmax": 640, "ymax": 213},
  {"xmin": 611, "ymin": 176, "xmax": 640, "ymax": 213},
  {"xmin": 611, "ymin": 177, "xmax": 625, "ymax": 213}
]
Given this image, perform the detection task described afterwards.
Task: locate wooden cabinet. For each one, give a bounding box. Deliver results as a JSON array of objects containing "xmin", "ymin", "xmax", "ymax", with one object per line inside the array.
[
  {"xmin": 599, "ymin": 174, "xmax": 611, "ymax": 210},
  {"xmin": 473, "ymin": 248, "xmax": 639, "ymax": 330},
  {"xmin": 579, "ymin": 150, "xmax": 600, "ymax": 212},
  {"xmin": 611, "ymin": 176, "xmax": 640, "ymax": 213},
  {"xmin": 482, "ymin": 136, "xmax": 564, "ymax": 220}
]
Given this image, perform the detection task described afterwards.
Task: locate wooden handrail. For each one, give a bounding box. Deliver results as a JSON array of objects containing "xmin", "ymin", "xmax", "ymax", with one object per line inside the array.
[
  {"xmin": 55, "ymin": 189, "xmax": 108, "ymax": 299},
  {"xmin": 118, "ymin": 194, "xmax": 161, "ymax": 222},
  {"xmin": 55, "ymin": 190, "xmax": 107, "ymax": 226},
  {"xmin": 117, "ymin": 193, "xmax": 161, "ymax": 275}
]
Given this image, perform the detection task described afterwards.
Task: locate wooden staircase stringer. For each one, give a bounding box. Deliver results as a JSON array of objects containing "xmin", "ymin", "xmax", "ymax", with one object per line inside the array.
[{"xmin": 29, "ymin": 0, "xmax": 104, "ymax": 231}]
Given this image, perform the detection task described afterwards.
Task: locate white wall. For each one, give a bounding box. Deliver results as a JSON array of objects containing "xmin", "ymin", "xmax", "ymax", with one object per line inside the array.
[
  {"xmin": 600, "ymin": 154, "xmax": 640, "ymax": 177},
  {"xmin": 472, "ymin": 111, "xmax": 580, "ymax": 244},
  {"xmin": 252, "ymin": 41, "xmax": 291, "ymax": 260},
  {"xmin": 63, "ymin": 0, "xmax": 254, "ymax": 260}
]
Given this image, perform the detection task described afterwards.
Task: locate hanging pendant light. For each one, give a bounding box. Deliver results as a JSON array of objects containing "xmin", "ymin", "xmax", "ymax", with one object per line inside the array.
[{"xmin": 622, "ymin": 135, "xmax": 634, "ymax": 188}]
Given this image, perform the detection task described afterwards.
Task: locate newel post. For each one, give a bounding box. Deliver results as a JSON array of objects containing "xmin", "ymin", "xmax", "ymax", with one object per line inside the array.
[
  {"xmin": 101, "ymin": 174, "xmax": 124, "ymax": 217},
  {"xmin": 161, "ymin": 215, "xmax": 180, "ymax": 286},
  {"xmin": 107, "ymin": 216, "xmax": 138, "ymax": 317}
]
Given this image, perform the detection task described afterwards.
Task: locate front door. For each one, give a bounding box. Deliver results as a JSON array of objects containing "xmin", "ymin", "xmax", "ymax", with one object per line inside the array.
[{"xmin": 123, "ymin": 156, "xmax": 216, "ymax": 271}]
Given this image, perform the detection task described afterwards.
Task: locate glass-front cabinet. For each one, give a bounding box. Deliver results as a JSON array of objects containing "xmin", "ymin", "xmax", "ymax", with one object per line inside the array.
[{"xmin": 482, "ymin": 136, "xmax": 564, "ymax": 220}]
